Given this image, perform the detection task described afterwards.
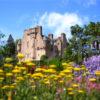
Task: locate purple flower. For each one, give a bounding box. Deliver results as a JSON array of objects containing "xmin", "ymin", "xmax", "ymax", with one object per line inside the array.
[{"xmin": 83, "ymin": 55, "xmax": 100, "ymax": 75}]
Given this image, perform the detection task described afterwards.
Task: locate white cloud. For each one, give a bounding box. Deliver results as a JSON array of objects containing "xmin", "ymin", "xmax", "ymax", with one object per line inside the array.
[{"xmin": 38, "ymin": 12, "xmax": 89, "ymax": 39}]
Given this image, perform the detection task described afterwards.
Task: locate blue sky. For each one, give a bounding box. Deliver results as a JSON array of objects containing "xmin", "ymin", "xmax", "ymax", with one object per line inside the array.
[{"xmin": 0, "ymin": 0, "xmax": 100, "ymax": 40}]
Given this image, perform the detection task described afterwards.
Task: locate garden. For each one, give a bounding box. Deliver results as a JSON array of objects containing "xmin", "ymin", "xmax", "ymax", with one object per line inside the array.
[
  {"xmin": 0, "ymin": 54, "xmax": 100, "ymax": 100},
  {"xmin": 0, "ymin": 22, "xmax": 100, "ymax": 100}
]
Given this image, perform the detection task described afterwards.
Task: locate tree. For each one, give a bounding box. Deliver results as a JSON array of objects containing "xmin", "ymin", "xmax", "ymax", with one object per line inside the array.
[
  {"xmin": 0, "ymin": 31, "xmax": 5, "ymax": 66},
  {"xmin": 64, "ymin": 22, "xmax": 100, "ymax": 64},
  {"xmin": 0, "ymin": 31, "xmax": 5, "ymax": 47},
  {"xmin": 84, "ymin": 22, "xmax": 100, "ymax": 36},
  {"xmin": 69, "ymin": 24, "xmax": 84, "ymax": 64},
  {"xmin": 71, "ymin": 24, "xmax": 83, "ymax": 36},
  {"xmin": 6, "ymin": 34, "xmax": 16, "ymax": 57},
  {"xmin": 0, "ymin": 34, "xmax": 16, "ymax": 58}
]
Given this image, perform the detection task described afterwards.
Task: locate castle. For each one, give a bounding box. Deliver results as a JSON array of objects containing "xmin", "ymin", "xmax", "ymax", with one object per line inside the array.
[{"xmin": 17, "ymin": 26, "xmax": 67, "ymax": 61}]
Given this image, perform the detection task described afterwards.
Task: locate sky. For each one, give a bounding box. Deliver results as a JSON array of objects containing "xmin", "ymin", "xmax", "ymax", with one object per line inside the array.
[{"xmin": 0, "ymin": 0, "xmax": 100, "ymax": 40}]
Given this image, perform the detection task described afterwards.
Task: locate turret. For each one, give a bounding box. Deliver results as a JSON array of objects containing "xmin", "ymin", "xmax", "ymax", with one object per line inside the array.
[{"xmin": 7, "ymin": 34, "xmax": 14, "ymax": 44}]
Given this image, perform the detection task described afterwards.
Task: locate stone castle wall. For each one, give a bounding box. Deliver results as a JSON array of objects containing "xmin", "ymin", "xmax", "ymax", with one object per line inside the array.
[{"xmin": 17, "ymin": 26, "xmax": 67, "ymax": 61}]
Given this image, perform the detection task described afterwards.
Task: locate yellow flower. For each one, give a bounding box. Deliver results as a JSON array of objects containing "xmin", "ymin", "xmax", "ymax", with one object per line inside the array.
[
  {"xmin": 24, "ymin": 59, "xmax": 32, "ymax": 63},
  {"xmin": 44, "ymin": 81, "xmax": 50, "ymax": 85},
  {"xmin": 63, "ymin": 69, "xmax": 72, "ymax": 74},
  {"xmin": 6, "ymin": 73, "xmax": 13, "ymax": 77},
  {"xmin": 62, "ymin": 62, "xmax": 67, "ymax": 66},
  {"xmin": 9, "ymin": 85, "xmax": 15, "ymax": 89},
  {"xmin": 34, "ymin": 77, "xmax": 40, "ymax": 80},
  {"xmin": 68, "ymin": 92, "xmax": 74, "ymax": 95},
  {"xmin": 56, "ymin": 75, "xmax": 62, "ymax": 79},
  {"xmin": 15, "ymin": 65, "xmax": 20, "ymax": 69},
  {"xmin": 35, "ymin": 68, "xmax": 45, "ymax": 72},
  {"xmin": 0, "ymin": 77, "xmax": 4, "ymax": 81},
  {"xmin": 67, "ymin": 88, "xmax": 73, "ymax": 91},
  {"xmin": 78, "ymin": 90, "xmax": 84, "ymax": 93},
  {"xmin": 89, "ymin": 78, "xmax": 96, "ymax": 82},
  {"xmin": 49, "ymin": 74, "xmax": 57, "ymax": 79},
  {"xmin": 72, "ymin": 84, "xmax": 79, "ymax": 88},
  {"xmin": 0, "ymin": 69, "xmax": 3, "ymax": 73},
  {"xmin": 2, "ymin": 85, "xmax": 9, "ymax": 89},
  {"xmin": 12, "ymin": 69, "xmax": 21, "ymax": 73},
  {"xmin": 74, "ymin": 67, "xmax": 81, "ymax": 71},
  {"xmin": 81, "ymin": 67, "xmax": 86, "ymax": 70},
  {"xmin": 20, "ymin": 67, "xmax": 26, "ymax": 71},
  {"xmin": 67, "ymin": 67, "xmax": 73, "ymax": 70},
  {"xmin": 4, "ymin": 64, "xmax": 13, "ymax": 68},
  {"xmin": 59, "ymin": 72, "xmax": 66, "ymax": 77},
  {"xmin": 31, "ymin": 73, "xmax": 44, "ymax": 78},
  {"xmin": 44, "ymin": 78, "xmax": 48, "ymax": 81},
  {"xmin": 49, "ymin": 65, "xmax": 56, "ymax": 69},
  {"xmin": 26, "ymin": 73, "xmax": 31, "ymax": 76},
  {"xmin": 66, "ymin": 75, "xmax": 73, "ymax": 79},
  {"xmin": 17, "ymin": 76, "xmax": 24, "ymax": 81},
  {"xmin": 44, "ymin": 69, "xmax": 56, "ymax": 74},
  {"xmin": 17, "ymin": 53, "xmax": 24, "ymax": 59},
  {"xmin": 81, "ymin": 65, "xmax": 85, "ymax": 68},
  {"xmin": 5, "ymin": 57, "xmax": 13, "ymax": 63},
  {"xmin": 27, "ymin": 62, "xmax": 35, "ymax": 67},
  {"xmin": 59, "ymin": 80, "xmax": 64, "ymax": 84},
  {"xmin": 54, "ymin": 77, "xmax": 58, "ymax": 80},
  {"xmin": 95, "ymin": 70, "xmax": 100, "ymax": 76}
]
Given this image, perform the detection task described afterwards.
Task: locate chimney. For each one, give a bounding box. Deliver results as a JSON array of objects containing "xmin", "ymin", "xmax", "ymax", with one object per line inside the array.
[{"xmin": 48, "ymin": 34, "xmax": 53, "ymax": 40}]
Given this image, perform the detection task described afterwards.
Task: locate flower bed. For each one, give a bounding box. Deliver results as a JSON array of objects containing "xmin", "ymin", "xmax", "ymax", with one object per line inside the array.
[{"xmin": 0, "ymin": 54, "xmax": 100, "ymax": 100}]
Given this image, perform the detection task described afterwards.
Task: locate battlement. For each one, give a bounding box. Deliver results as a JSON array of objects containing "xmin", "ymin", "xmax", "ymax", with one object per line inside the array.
[{"xmin": 24, "ymin": 26, "xmax": 42, "ymax": 35}]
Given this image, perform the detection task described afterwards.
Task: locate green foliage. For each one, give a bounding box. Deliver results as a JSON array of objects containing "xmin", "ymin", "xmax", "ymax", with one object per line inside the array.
[
  {"xmin": 0, "ymin": 32, "xmax": 5, "ymax": 66},
  {"xmin": 39, "ymin": 55, "xmax": 48, "ymax": 66},
  {"xmin": 63, "ymin": 45, "xmax": 73, "ymax": 62},
  {"xmin": 63, "ymin": 22, "xmax": 100, "ymax": 64},
  {"xmin": 40, "ymin": 55, "xmax": 48, "ymax": 61},
  {"xmin": 0, "ymin": 31, "xmax": 5, "ymax": 39},
  {"xmin": 6, "ymin": 42, "xmax": 16, "ymax": 57},
  {"xmin": 71, "ymin": 24, "xmax": 83, "ymax": 36},
  {"xmin": 84, "ymin": 22, "xmax": 100, "ymax": 36},
  {"xmin": 48, "ymin": 57, "xmax": 63, "ymax": 71}
]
